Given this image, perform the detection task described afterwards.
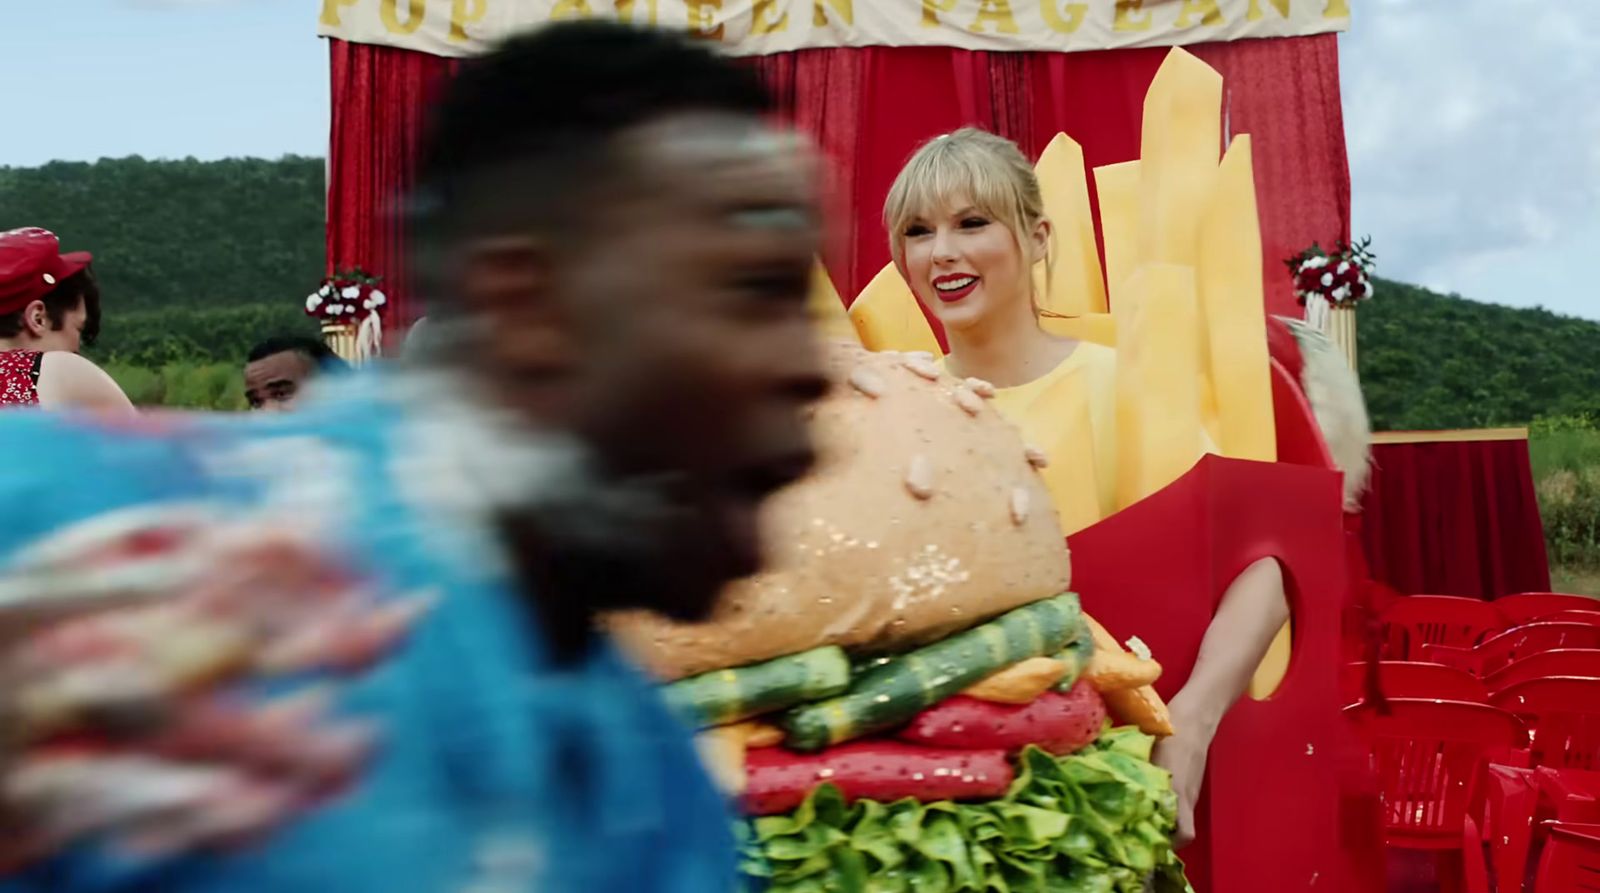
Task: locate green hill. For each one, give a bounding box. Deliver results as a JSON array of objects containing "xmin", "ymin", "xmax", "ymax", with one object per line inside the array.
[
  {"xmin": 1359, "ymin": 279, "xmax": 1600, "ymax": 431},
  {"xmin": 0, "ymin": 155, "xmax": 326, "ymax": 312}
]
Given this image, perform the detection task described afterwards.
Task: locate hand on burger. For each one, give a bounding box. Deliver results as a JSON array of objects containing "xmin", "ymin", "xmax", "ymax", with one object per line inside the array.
[
  {"xmin": 1151, "ymin": 703, "xmax": 1216, "ymax": 849},
  {"xmin": 0, "ymin": 512, "xmax": 428, "ymax": 872}
]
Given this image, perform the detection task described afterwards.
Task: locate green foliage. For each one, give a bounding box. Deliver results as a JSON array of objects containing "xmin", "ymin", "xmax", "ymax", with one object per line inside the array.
[
  {"xmin": 104, "ymin": 362, "xmax": 249, "ymax": 411},
  {"xmin": 1529, "ymin": 419, "xmax": 1600, "ymax": 582},
  {"xmin": 0, "ymin": 155, "xmax": 326, "ymax": 311},
  {"xmin": 87, "ymin": 304, "xmax": 322, "ymax": 368},
  {"xmin": 1359, "ymin": 279, "xmax": 1600, "ymax": 430}
]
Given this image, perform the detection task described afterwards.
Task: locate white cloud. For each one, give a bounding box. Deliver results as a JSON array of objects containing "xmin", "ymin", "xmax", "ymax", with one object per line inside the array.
[{"xmin": 1342, "ymin": 1, "xmax": 1600, "ymax": 319}]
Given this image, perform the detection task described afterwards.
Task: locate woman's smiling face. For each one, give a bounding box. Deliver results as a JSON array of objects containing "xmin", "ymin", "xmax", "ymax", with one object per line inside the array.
[{"xmin": 898, "ymin": 198, "xmax": 1039, "ymax": 334}]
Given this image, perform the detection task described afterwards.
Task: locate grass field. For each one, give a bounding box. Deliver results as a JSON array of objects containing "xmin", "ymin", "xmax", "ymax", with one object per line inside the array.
[
  {"xmin": 1530, "ymin": 422, "xmax": 1600, "ymax": 595},
  {"xmin": 105, "ymin": 361, "xmax": 247, "ymax": 412}
]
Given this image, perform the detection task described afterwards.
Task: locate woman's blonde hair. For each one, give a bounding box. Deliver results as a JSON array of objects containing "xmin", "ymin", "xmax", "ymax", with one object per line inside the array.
[{"xmin": 883, "ymin": 128, "xmax": 1052, "ymax": 293}]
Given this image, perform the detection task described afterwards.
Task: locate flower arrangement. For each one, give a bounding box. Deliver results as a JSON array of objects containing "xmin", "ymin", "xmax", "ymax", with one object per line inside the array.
[
  {"xmin": 305, "ymin": 269, "xmax": 387, "ymax": 324},
  {"xmin": 1286, "ymin": 237, "xmax": 1376, "ymax": 310}
]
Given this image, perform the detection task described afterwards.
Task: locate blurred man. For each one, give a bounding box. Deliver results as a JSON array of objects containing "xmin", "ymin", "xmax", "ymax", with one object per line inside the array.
[
  {"xmin": 0, "ymin": 21, "xmax": 822, "ymax": 893},
  {"xmin": 0, "ymin": 227, "xmax": 133, "ymax": 412},
  {"xmin": 243, "ymin": 335, "xmax": 348, "ymax": 411}
]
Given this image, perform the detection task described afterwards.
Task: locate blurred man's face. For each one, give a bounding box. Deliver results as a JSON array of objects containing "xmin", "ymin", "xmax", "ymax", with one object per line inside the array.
[
  {"xmin": 465, "ymin": 113, "xmax": 827, "ymax": 621},
  {"xmin": 244, "ymin": 351, "xmax": 317, "ymax": 412}
]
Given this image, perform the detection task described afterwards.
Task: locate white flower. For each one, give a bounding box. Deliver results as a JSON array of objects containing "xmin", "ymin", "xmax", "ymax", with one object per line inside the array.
[
  {"xmin": 305, "ymin": 294, "xmax": 322, "ymax": 311},
  {"xmin": 1332, "ymin": 285, "xmax": 1350, "ymax": 301},
  {"xmin": 369, "ymin": 290, "xmax": 386, "ymax": 306},
  {"xmin": 319, "ymin": 284, "xmax": 334, "ymax": 298},
  {"xmin": 1321, "ymin": 272, "xmax": 1334, "ymax": 288},
  {"xmin": 341, "ymin": 286, "xmax": 361, "ymax": 300},
  {"xmin": 1336, "ymin": 261, "xmax": 1350, "ymax": 275},
  {"xmin": 1308, "ymin": 256, "xmax": 1329, "ymax": 269}
]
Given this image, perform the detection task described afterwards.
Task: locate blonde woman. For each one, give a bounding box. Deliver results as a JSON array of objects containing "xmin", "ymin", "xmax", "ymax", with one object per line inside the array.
[{"xmin": 883, "ymin": 128, "xmax": 1289, "ymax": 847}]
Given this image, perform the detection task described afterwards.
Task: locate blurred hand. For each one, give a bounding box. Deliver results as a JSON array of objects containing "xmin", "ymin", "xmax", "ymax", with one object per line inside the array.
[{"xmin": 0, "ymin": 511, "xmax": 429, "ymax": 871}]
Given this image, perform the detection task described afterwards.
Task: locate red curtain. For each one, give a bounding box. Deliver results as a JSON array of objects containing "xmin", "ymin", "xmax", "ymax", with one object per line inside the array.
[
  {"xmin": 326, "ymin": 40, "xmax": 456, "ymax": 328},
  {"xmin": 749, "ymin": 35, "xmax": 1350, "ymax": 319},
  {"xmin": 1359, "ymin": 439, "xmax": 1553, "ymax": 599},
  {"xmin": 328, "ymin": 35, "xmax": 1349, "ymax": 328}
]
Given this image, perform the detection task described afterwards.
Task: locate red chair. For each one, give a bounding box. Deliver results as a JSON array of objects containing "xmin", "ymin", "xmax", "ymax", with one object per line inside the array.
[
  {"xmin": 1537, "ymin": 767, "xmax": 1600, "ymax": 824},
  {"xmin": 1496, "ymin": 593, "xmax": 1600, "ymax": 626},
  {"xmin": 1382, "ymin": 595, "xmax": 1503, "ymax": 662},
  {"xmin": 1492, "ymin": 677, "xmax": 1600, "ymax": 771},
  {"xmin": 1342, "ymin": 661, "xmax": 1489, "ymax": 705},
  {"xmin": 1537, "ymin": 609, "xmax": 1600, "ymax": 627},
  {"xmin": 1347, "ymin": 699, "xmax": 1527, "ymax": 893},
  {"xmin": 1427, "ymin": 624, "xmax": 1600, "ymax": 678},
  {"xmin": 1486, "ymin": 650, "xmax": 1600, "ymax": 694},
  {"xmin": 1533, "ymin": 822, "xmax": 1600, "ymax": 892}
]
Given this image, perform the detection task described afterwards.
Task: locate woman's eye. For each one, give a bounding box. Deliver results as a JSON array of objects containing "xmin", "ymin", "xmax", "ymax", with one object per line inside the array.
[
  {"xmin": 903, "ymin": 224, "xmax": 932, "ymax": 238},
  {"xmin": 960, "ymin": 217, "xmax": 990, "ymax": 229}
]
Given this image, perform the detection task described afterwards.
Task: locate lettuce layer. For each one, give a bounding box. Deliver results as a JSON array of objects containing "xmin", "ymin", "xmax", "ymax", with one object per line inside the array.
[{"xmin": 739, "ymin": 726, "xmax": 1191, "ymax": 893}]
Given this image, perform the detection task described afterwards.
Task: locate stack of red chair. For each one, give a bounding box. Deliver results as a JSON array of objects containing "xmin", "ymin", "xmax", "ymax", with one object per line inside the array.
[{"xmin": 1347, "ymin": 592, "xmax": 1600, "ymax": 892}]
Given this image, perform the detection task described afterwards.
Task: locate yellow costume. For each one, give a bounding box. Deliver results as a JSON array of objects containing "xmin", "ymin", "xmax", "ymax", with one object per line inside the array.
[{"xmin": 980, "ymin": 344, "xmax": 1116, "ymax": 534}]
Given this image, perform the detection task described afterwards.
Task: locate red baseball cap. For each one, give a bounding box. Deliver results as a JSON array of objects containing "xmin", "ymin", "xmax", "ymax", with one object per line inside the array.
[{"xmin": 0, "ymin": 228, "xmax": 93, "ymax": 316}]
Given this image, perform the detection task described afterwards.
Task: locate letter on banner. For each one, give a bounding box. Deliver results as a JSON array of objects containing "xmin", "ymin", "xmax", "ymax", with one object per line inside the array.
[
  {"xmin": 921, "ymin": 0, "xmax": 959, "ymax": 27},
  {"xmin": 1324, "ymin": 0, "xmax": 1350, "ymax": 18},
  {"xmin": 616, "ymin": 0, "xmax": 659, "ymax": 24},
  {"xmin": 686, "ymin": 0, "xmax": 724, "ymax": 39},
  {"xmin": 971, "ymin": 0, "xmax": 1020, "ymax": 33},
  {"xmin": 450, "ymin": 0, "xmax": 487, "ymax": 41},
  {"xmin": 1113, "ymin": 0, "xmax": 1154, "ymax": 31},
  {"xmin": 319, "ymin": 0, "xmax": 359, "ymax": 27},
  {"xmin": 1040, "ymin": 0, "xmax": 1088, "ymax": 33},
  {"xmin": 1246, "ymin": 0, "xmax": 1290, "ymax": 20},
  {"xmin": 1174, "ymin": 0, "xmax": 1223, "ymax": 28},
  {"xmin": 550, "ymin": 0, "xmax": 595, "ymax": 18},
  {"xmin": 813, "ymin": 0, "xmax": 853, "ymax": 26},
  {"xmin": 752, "ymin": 0, "xmax": 788, "ymax": 34},
  {"xmin": 381, "ymin": 0, "xmax": 427, "ymax": 34}
]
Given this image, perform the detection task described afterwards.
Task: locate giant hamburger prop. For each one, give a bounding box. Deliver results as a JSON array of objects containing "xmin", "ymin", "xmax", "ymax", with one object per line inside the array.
[{"xmin": 609, "ymin": 343, "xmax": 1188, "ymax": 893}]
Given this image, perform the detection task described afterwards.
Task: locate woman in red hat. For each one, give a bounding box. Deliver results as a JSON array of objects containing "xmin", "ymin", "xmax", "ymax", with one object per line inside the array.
[{"xmin": 0, "ymin": 227, "xmax": 132, "ymax": 413}]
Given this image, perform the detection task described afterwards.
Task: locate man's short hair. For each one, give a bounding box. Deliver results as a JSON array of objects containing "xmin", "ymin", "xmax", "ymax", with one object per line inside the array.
[
  {"xmin": 0, "ymin": 268, "xmax": 102, "ymax": 347},
  {"xmin": 247, "ymin": 335, "xmax": 348, "ymax": 372},
  {"xmin": 412, "ymin": 22, "xmax": 771, "ymax": 251}
]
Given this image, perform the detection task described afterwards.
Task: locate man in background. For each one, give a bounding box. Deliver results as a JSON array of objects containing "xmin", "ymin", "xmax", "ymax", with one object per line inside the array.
[
  {"xmin": 243, "ymin": 335, "xmax": 347, "ymax": 411},
  {"xmin": 0, "ymin": 21, "xmax": 823, "ymax": 892}
]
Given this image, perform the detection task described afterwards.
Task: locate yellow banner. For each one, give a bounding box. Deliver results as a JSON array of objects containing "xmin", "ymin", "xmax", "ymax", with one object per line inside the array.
[{"xmin": 318, "ymin": 0, "xmax": 1349, "ymax": 59}]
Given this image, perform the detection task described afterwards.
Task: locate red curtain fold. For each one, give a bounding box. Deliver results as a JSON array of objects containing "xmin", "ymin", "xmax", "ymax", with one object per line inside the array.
[
  {"xmin": 328, "ymin": 34, "xmax": 1349, "ymax": 327},
  {"xmin": 1359, "ymin": 439, "xmax": 1553, "ymax": 599},
  {"xmin": 326, "ymin": 40, "xmax": 456, "ymax": 329}
]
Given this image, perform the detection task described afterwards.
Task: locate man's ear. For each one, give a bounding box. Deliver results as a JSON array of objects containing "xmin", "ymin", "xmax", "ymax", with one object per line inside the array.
[
  {"xmin": 458, "ymin": 234, "xmax": 578, "ymax": 378},
  {"xmin": 23, "ymin": 300, "xmax": 50, "ymax": 337}
]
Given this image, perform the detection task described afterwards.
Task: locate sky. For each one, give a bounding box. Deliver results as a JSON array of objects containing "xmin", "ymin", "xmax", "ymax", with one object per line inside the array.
[{"xmin": 2, "ymin": 0, "xmax": 1597, "ymax": 321}]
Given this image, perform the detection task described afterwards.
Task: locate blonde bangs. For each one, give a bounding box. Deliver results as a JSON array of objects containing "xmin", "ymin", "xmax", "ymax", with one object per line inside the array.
[{"xmin": 884, "ymin": 129, "xmax": 1042, "ymax": 269}]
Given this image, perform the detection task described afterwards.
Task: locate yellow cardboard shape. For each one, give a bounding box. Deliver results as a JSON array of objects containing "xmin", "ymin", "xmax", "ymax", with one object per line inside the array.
[
  {"xmin": 1137, "ymin": 49, "xmax": 1223, "ymax": 269},
  {"xmin": 847, "ymin": 264, "xmax": 942, "ymax": 356},
  {"xmin": 1032, "ymin": 133, "xmax": 1108, "ymax": 317},
  {"xmin": 1198, "ymin": 136, "xmax": 1276, "ymax": 463},
  {"xmin": 1092, "ymin": 160, "xmax": 1141, "ymax": 311},
  {"xmin": 1117, "ymin": 264, "xmax": 1207, "ymax": 507}
]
